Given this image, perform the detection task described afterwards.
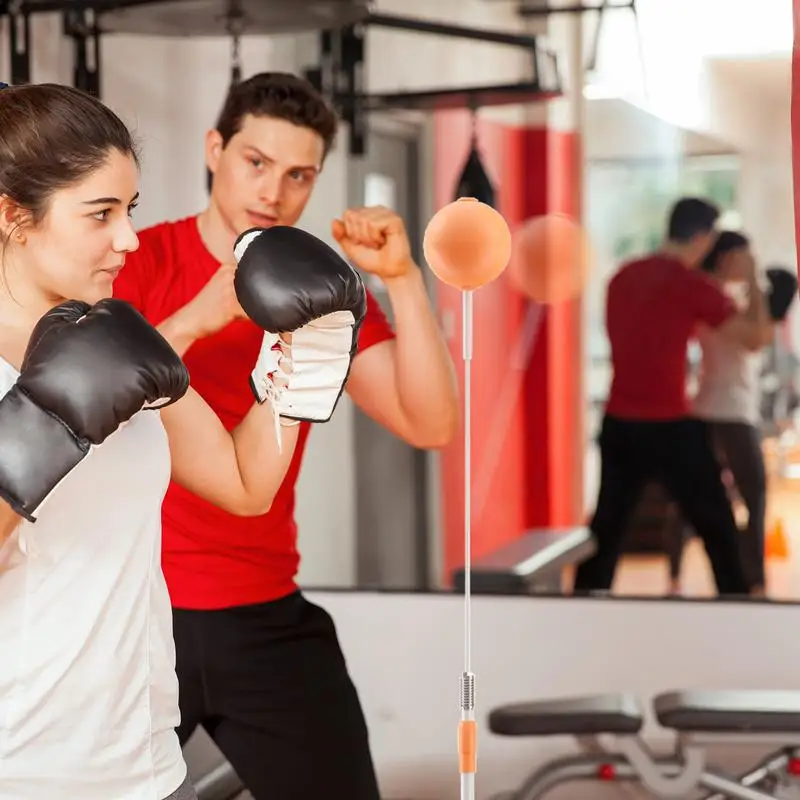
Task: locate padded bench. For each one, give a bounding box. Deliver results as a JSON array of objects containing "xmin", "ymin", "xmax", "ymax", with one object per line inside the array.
[
  {"xmin": 489, "ymin": 693, "xmax": 644, "ymax": 737},
  {"xmin": 654, "ymin": 690, "xmax": 800, "ymax": 735},
  {"xmin": 489, "ymin": 690, "xmax": 800, "ymax": 738},
  {"xmin": 452, "ymin": 527, "xmax": 596, "ymax": 595},
  {"xmin": 487, "ymin": 691, "xmax": 800, "ymax": 800}
]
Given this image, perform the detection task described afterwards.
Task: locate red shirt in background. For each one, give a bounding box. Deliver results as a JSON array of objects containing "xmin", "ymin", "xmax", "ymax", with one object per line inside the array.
[
  {"xmin": 605, "ymin": 254, "xmax": 735, "ymax": 420},
  {"xmin": 114, "ymin": 216, "xmax": 395, "ymax": 609}
]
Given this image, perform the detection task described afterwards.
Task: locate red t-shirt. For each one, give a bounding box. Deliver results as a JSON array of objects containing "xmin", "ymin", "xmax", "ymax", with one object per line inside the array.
[
  {"xmin": 605, "ymin": 254, "xmax": 735, "ymax": 420},
  {"xmin": 114, "ymin": 216, "xmax": 395, "ymax": 609}
]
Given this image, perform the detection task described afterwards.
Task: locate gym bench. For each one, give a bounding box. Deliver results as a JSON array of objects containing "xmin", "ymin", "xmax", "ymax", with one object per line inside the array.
[
  {"xmin": 488, "ymin": 690, "xmax": 800, "ymax": 799},
  {"xmin": 451, "ymin": 527, "xmax": 596, "ymax": 595}
]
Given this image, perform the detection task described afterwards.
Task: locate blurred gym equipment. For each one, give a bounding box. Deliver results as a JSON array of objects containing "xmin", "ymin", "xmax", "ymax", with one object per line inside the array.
[
  {"xmin": 451, "ymin": 527, "xmax": 596, "ymax": 595},
  {"xmin": 488, "ymin": 690, "xmax": 800, "ymax": 799}
]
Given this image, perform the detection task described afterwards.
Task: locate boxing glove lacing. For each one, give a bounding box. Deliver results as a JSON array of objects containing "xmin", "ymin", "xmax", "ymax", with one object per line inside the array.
[{"xmin": 254, "ymin": 335, "xmax": 298, "ymax": 451}]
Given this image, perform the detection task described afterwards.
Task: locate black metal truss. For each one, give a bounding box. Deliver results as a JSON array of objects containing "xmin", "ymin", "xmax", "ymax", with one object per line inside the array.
[{"xmin": 1, "ymin": 1, "xmax": 567, "ymax": 155}]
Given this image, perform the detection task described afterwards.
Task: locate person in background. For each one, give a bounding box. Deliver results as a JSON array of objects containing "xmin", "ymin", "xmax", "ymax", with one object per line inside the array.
[
  {"xmin": 113, "ymin": 72, "xmax": 459, "ymax": 800},
  {"xmin": 668, "ymin": 231, "xmax": 791, "ymax": 597},
  {"xmin": 574, "ymin": 197, "xmax": 771, "ymax": 598}
]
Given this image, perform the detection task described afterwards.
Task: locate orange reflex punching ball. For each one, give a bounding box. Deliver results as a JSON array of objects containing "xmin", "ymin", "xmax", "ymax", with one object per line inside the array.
[
  {"xmin": 422, "ymin": 197, "xmax": 512, "ymax": 800},
  {"xmin": 423, "ymin": 197, "xmax": 512, "ymax": 290}
]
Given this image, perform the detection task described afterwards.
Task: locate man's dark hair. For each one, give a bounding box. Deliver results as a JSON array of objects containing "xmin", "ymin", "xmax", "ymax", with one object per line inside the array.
[
  {"xmin": 207, "ymin": 72, "xmax": 338, "ymax": 193},
  {"xmin": 666, "ymin": 197, "xmax": 720, "ymax": 243},
  {"xmin": 700, "ymin": 230, "xmax": 749, "ymax": 273},
  {"xmin": 217, "ymin": 72, "xmax": 337, "ymax": 155}
]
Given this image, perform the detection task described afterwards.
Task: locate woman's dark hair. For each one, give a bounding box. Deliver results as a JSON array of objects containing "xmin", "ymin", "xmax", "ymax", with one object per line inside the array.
[
  {"xmin": 700, "ymin": 230, "xmax": 749, "ymax": 273},
  {"xmin": 0, "ymin": 83, "xmax": 139, "ymax": 240}
]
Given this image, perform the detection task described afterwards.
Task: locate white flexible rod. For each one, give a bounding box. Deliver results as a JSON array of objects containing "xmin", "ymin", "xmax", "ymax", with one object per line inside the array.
[{"xmin": 459, "ymin": 289, "xmax": 476, "ymax": 800}]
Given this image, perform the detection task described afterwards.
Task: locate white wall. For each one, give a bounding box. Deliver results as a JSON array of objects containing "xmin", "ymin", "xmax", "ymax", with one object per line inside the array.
[{"xmin": 0, "ymin": 1, "xmax": 533, "ymax": 587}]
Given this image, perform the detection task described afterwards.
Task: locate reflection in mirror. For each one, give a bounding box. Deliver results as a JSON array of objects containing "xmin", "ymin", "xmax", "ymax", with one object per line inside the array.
[
  {"xmin": 579, "ymin": 52, "xmax": 795, "ymax": 602},
  {"xmin": 296, "ymin": 11, "xmax": 795, "ymax": 606}
]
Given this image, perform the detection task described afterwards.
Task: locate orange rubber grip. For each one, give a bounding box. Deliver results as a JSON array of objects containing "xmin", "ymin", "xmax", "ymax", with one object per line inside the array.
[{"xmin": 458, "ymin": 720, "xmax": 477, "ymax": 774}]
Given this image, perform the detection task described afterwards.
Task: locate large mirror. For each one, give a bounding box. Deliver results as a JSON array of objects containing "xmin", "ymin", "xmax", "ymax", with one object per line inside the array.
[
  {"xmin": 578, "ymin": 48, "xmax": 795, "ymax": 601},
  {"xmin": 292, "ymin": 12, "xmax": 797, "ymax": 605}
]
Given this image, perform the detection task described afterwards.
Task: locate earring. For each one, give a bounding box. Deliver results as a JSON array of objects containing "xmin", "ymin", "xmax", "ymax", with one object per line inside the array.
[{"xmin": 14, "ymin": 231, "xmax": 25, "ymax": 245}]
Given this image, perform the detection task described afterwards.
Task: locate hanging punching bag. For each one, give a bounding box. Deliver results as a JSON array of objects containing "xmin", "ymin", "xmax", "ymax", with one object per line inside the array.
[{"xmin": 453, "ymin": 111, "xmax": 496, "ymax": 208}]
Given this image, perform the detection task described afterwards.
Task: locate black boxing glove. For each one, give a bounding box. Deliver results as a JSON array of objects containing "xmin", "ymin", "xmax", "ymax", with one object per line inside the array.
[
  {"xmin": 766, "ymin": 267, "xmax": 798, "ymax": 322},
  {"xmin": 0, "ymin": 299, "xmax": 190, "ymax": 521},
  {"xmin": 233, "ymin": 225, "xmax": 367, "ymax": 426}
]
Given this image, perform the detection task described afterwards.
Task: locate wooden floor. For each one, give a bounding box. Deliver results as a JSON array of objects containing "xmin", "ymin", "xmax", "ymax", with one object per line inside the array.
[{"xmin": 611, "ymin": 434, "xmax": 800, "ymax": 601}]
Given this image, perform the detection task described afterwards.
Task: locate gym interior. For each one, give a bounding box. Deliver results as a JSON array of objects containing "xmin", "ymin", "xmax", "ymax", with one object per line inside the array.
[{"xmin": 1, "ymin": 0, "xmax": 798, "ymax": 798}]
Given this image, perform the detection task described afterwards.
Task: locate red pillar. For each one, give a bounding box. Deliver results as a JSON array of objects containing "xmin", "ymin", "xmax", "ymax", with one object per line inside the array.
[
  {"xmin": 433, "ymin": 110, "xmax": 584, "ymax": 582},
  {"xmin": 521, "ymin": 127, "xmax": 584, "ymax": 529}
]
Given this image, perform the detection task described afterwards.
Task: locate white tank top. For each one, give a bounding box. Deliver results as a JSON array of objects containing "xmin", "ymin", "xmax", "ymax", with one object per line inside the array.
[
  {"xmin": 692, "ymin": 323, "xmax": 762, "ymax": 425},
  {"xmin": 0, "ymin": 357, "xmax": 187, "ymax": 799}
]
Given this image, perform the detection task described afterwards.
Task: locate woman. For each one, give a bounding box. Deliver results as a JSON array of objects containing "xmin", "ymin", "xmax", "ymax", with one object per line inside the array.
[
  {"xmin": 668, "ymin": 231, "xmax": 778, "ymax": 596},
  {"xmin": 0, "ymin": 83, "xmax": 359, "ymax": 799}
]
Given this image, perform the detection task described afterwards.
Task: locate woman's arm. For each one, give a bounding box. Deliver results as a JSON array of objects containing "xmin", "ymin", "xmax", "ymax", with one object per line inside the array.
[{"xmin": 160, "ymin": 388, "xmax": 299, "ymax": 517}]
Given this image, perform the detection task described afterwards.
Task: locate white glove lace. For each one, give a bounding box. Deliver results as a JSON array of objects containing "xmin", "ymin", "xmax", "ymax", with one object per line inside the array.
[
  {"xmin": 253, "ymin": 333, "xmax": 297, "ymax": 452},
  {"xmin": 251, "ymin": 310, "xmax": 356, "ymax": 448}
]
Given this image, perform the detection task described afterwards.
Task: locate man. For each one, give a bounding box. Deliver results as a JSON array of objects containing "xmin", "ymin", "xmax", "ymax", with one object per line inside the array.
[
  {"xmin": 573, "ymin": 197, "xmax": 771, "ymax": 597},
  {"xmin": 113, "ymin": 72, "xmax": 458, "ymax": 799}
]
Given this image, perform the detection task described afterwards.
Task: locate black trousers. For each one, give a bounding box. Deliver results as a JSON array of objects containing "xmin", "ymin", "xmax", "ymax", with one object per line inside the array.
[
  {"xmin": 668, "ymin": 420, "xmax": 767, "ymax": 587},
  {"xmin": 574, "ymin": 414, "xmax": 750, "ymax": 596},
  {"xmin": 173, "ymin": 591, "xmax": 380, "ymax": 800}
]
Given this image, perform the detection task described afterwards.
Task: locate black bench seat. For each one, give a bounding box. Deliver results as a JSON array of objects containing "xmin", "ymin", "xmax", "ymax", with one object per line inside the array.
[
  {"xmin": 452, "ymin": 527, "xmax": 596, "ymax": 595},
  {"xmin": 489, "ymin": 693, "xmax": 644, "ymax": 737},
  {"xmin": 654, "ymin": 690, "xmax": 800, "ymax": 735}
]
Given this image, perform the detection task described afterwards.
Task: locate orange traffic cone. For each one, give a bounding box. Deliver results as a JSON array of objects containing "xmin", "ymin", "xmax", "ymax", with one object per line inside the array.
[{"xmin": 766, "ymin": 518, "xmax": 790, "ymax": 561}]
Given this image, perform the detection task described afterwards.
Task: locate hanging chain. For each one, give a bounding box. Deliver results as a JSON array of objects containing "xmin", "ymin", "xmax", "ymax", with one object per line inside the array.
[
  {"xmin": 230, "ymin": 31, "xmax": 242, "ymax": 86},
  {"xmin": 468, "ymin": 100, "xmax": 479, "ymax": 146},
  {"xmin": 227, "ymin": 9, "xmax": 244, "ymax": 87}
]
